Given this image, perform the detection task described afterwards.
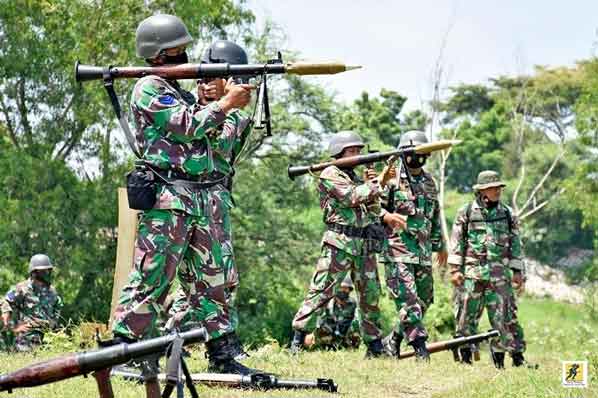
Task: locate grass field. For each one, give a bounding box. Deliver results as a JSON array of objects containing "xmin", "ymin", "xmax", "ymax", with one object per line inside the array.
[{"xmin": 1, "ymin": 296, "xmax": 596, "ymax": 398}]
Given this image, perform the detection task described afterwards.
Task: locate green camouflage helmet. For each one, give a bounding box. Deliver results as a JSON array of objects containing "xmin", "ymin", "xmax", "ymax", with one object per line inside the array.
[
  {"xmin": 473, "ymin": 170, "xmax": 506, "ymax": 191},
  {"xmin": 328, "ymin": 130, "xmax": 365, "ymax": 158},
  {"xmin": 28, "ymin": 254, "xmax": 53, "ymax": 273},
  {"xmin": 340, "ymin": 274, "xmax": 354, "ymax": 290},
  {"xmin": 136, "ymin": 14, "xmax": 193, "ymax": 59},
  {"xmin": 398, "ymin": 130, "xmax": 428, "ymax": 149}
]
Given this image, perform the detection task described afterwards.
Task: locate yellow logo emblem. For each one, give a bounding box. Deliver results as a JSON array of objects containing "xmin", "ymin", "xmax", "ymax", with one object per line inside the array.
[{"xmin": 562, "ymin": 361, "xmax": 588, "ymax": 388}]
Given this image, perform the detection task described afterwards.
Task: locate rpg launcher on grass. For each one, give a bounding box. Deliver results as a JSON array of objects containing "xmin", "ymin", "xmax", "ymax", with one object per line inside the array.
[
  {"xmin": 398, "ymin": 330, "xmax": 500, "ymax": 360},
  {"xmin": 111, "ymin": 368, "xmax": 339, "ymax": 393},
  {"xmin": 287, "ymin": 139, "xmax": 462, "ymax": 181},
  {"xmin": 0, "ymin": 327, "xmax": 207, "ymax": 396}
]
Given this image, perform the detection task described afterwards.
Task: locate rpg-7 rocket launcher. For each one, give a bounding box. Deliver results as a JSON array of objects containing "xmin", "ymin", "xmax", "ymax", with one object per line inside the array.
[
  {"xmin": 75, "ymin": 54, "xmax": 361, "ymax": 150},
  {"xmin": 111, "ymin": 369, "xmax": 338, "ymax": 393},
  {"xmin": 287, "ymin": 139, "xmax": 462, "ymax": 180},
  {"xmin": 0, "ymin": 328, "xmax": 207, "ymax": 397}
]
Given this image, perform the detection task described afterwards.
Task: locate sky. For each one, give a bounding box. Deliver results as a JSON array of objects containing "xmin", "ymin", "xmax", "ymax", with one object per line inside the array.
[{"xmin": 248, "ymin": 0, "xmax": 598, "ymax": 109}]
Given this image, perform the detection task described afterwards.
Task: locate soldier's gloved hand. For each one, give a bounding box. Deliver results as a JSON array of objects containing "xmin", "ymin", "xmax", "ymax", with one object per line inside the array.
[
  {"xmin": 383, "ymin": 213, "xmax": 407, "ymax": 231},
  {"xmin": 512, "ymin": 271, "xmax": 525, "ymax": 294},
  {"xmin": 450, "ymin": 271, "xmax": 464, "ymax": 287},
  {"xmin": 218, "ymin": 78, "xmax": 255, "ymax": 112}
]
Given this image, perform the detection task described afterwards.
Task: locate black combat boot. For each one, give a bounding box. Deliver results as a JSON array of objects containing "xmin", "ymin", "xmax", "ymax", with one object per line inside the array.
[
  {"xmin": 491, "ymin": 351, "xmax": 505, "ymax": 369},
  {"xmin": 206, "ymin": 333, "xmax": 261, "ymax": 375},
  {"xmin": 365, "ymin": 338, "xmax": 385, "ymax": 358},
  {"xmin": 227, "ymin": 332, "xmax": 249, "ymax": 361},
  {"xmin": 410, "ymin": 337, "xmax": 430, "ymax": 362},
  {"xmin": 289, "ymin": 330, "xmax": 306, "ymax": 354},
  {"xmin": 382, "ymin": 330, "xmax": 402, "ymax": 358},
  {"xmin": 511, "ymin": 352, "xmax": 525, "ymax": 367},
  {"xmin": 459, "ymin": 346, "xmax": 472, "ymax": 364}
]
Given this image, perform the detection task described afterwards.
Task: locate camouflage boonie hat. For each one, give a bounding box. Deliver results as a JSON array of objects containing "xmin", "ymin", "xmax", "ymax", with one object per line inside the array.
[
  {"xmin": 473, "ymin": 170, "xmax": 506, "ymax": 191},
  {"xmin": 340, "ymin": 274, "xmax": 354, "ymax": 290}
]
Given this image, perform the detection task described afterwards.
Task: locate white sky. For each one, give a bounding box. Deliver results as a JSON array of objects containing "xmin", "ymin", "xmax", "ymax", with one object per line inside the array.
[{"xmin": 248, "ymin": 0, "xmax": 598, "ymax": 109}]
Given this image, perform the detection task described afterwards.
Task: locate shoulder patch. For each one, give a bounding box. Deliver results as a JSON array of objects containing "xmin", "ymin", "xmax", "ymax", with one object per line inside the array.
[
  {"xmin": 158, "ymin": 94, "xmax": 176, "ymax": 105},
  {"xmin": 5, "ymin": 291, "xmax": 16, "ymax": 301}
]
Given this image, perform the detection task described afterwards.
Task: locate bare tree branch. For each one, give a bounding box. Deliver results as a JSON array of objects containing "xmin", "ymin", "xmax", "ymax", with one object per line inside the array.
[
  {"xmin": 517, "ymin": 149, "xmax": 565, "ymax": 216},
  {"xmin": 520, "ymin": 187, "xmax": 565, "ymax": 220}
]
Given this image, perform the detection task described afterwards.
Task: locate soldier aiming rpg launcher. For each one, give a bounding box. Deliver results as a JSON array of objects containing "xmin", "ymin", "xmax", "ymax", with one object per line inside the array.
[
  {"xmin": 75, "ymin": 58, "xmax": 360, "ymax": 82},
  {"xmin": 398, "ymin": 330, "xmax": 500, "ymax": 360},
  {"xmin": 111, "ymin": 369, "xmax": 338, "ymax": 393},
  {"xmin": 75, "ymin": 55, "xmax": 360, "ymax": 147},
  {"xmin": 0, "ymin": 327, "xmax": 207, "ymax": 395},
  {"xmin": 287, "ymin": 139, "xmax": 462, "ymax": 180}
]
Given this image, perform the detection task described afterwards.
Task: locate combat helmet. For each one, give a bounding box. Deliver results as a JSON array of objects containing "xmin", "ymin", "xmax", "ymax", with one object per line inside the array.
[
  {"xmin": 136, "ymin": 14, "xmax": 193, "ymax": 59},
  {"xmin": 201, "ymin": 40, "xmax": 248, "ymax": 65},
  {"xmin": 473, "ymin": 170, "xmax": 506, "ymax": 191},
  {"xmin": 328, "ymin": 131, "xmax": 365, "ymax": 158},
  {"xmin": 28, "ymin": 254, "xmax": 53, "ymax": 273},
  {"xmin": 398, "ymin": 130, "xmax": 428, "ymax": 149}
]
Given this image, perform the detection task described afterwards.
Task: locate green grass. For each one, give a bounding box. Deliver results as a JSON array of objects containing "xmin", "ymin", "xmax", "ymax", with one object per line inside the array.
[{"xmin": 1, "ymin": 297, "xmax": 596, "ymax": 398}]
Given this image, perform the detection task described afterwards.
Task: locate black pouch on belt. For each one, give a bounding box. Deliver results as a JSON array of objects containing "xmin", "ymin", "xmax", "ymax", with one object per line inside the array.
[
  {"xmin": 126, "ymin": 166, "xmax": 157, "ymax": 210},
  {"xmin": 365, "ymin": 223, "xmax": 386, "ymax": 253}
]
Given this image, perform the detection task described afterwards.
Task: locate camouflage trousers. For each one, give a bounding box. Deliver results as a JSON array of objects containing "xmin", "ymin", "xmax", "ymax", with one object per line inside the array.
[
  {"xmin": 112, "ymin": 208, "xmax": 233, "ymax": 340},
  {"xmin": 456, "ymin": 278, "xmax": 526, "ymax": 353},
  {"xmin": 313, "ymin": 320, "xmax": 361, "ymax": 349},
  {"xmin": 167, "ymin": 186, "xmax": 240, "ymax": 333},
  {"xmin": 292, "ymin": 244, "xmax": 382, "ymax": 344},
  {"xmin": 0, "ymin": 329, "xmax": 14, "ymax": 352},
  {"xmin": 383, "ymin": 259, "xmax": 433, "ymax": 343},
  {"xmin": 1, "ymin": 329, "xmax": 42, "ymax": 352}
]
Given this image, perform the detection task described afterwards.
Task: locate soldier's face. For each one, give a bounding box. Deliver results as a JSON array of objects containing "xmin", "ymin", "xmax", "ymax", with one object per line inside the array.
[
  {"xmin": 32, "ymin": 270, "xmax": 52, "ymax": 285},
  {"xmin": 341, "ymin": 146, "xmax": 362, "ymax": 158},
  {"xmin": 480, "ymin": 186, "xmax": 502, "ymax": 202}
]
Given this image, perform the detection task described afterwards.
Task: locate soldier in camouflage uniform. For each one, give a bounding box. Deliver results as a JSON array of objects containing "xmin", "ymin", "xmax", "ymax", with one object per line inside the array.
[
  {"xmin": 303, "ymin": 275, "xmax": 361, "ymax": 350},
  {"xmin": 111, "ymin": 14, "xmax": 257, "ymax": 375},
  {"xmin": 290, "ymin": 131, "xmax": 402, "ymax": 357},
  {"xmin": 1, "ymin": 254, "xmax": 62, "ymax": 352},
  {"xmin": 448, "ymin": 170, "xmax": 526, "ymax": 368},
  {"xmin": 166, "ymin": 40, "xmax": 252, "ymax": 360},
  {"xmin": 380, "ymin": 131, "xmax": 448, "ymax": 361}
]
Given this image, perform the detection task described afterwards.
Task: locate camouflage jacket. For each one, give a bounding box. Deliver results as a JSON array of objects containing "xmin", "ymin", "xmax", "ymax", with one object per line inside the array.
[
  {"xmin": 382, "ymin": 170, "xmax": 445, "ymax": 266},
  {"xmin": 315, "ymin": 297, "xmax": 359, "ymax": 344},
  {"xmin": 1, "ymin": 279, "xmax": 62, "ymax": 339},
  {"xmin": 131, "ymin": 76, "xmax": 250, "ymax": 216},
  {"xmin": 319, "ymin": 166, "xmax": 383, "ymax": 255},
  {"xmin": 448, "ymin": 199, "xmax": 524, "ymax": 281}
]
